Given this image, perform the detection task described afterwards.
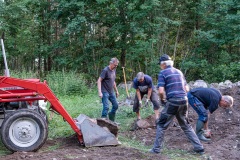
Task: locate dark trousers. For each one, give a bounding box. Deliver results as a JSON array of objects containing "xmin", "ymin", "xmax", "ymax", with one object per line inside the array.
[
  {"xmin": 133, "ymin": 89, "xmax": 160, "ymax": 112},
  {"xmin": 152, "ymin": 97, "xmax": 204, "ymax": 153}
]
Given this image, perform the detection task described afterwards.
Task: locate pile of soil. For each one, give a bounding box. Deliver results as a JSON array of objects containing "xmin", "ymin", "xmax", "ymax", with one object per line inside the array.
[
  {"xmin": 1, "ymin": 94, "xmax": 239, "ymax": 160},
  {"xmin": 124, "ymin": 93, "xmax": 240, "ymax": 160},
  {"xmin": 0, "ymin": 135, "xmax": 167, "ymax": 160}
]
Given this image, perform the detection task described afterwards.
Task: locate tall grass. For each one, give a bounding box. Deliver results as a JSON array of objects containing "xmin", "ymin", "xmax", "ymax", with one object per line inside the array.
[
  {"xmin": 10, "ymin": 70, "xmax": 91, "ymax": 96},
  {"xmin": 45, "ymin": 71, "xmax": 90, "ymax": 96}
]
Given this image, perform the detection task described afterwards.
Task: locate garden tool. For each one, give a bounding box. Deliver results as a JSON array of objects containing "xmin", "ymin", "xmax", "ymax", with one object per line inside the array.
[{"xmin": 122, "ymin": 67, "xmax": 131, "ymax": 105}]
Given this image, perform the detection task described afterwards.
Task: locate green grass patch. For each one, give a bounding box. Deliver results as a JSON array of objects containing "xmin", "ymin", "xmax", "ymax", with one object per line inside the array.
[
  {"xmin": 162, "ymin": 149, "xmax": 202, "ymax": 160},
  {"xmin": 0, "ymin": 142, "xmax": 12, "ymax": 156},
  {"xmin": 118, "ymin": 135, "xmax": 151, "ymax": 152}
]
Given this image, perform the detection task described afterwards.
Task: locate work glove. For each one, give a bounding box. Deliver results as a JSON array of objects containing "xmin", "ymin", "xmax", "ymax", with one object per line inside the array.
[
  {"xmin": 139, "ymin": 100, "xmax": 142, "ymax": 108},
  {"xmin": 161, "ymin": 99, "xmax": 167, "ymax": 106},
  {"xmin": 203, "ymin": 129, "xmax": 211, "ymax": 138},
  {"xmin": 146, "ymin": 99, "xmax": 149, "ymax": 107}
]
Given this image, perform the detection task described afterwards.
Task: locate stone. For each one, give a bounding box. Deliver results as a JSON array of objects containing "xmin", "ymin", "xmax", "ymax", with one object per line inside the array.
[
  {"xmin": 136, "ymin": 119, "xmax": 151, "ymax": 129},
  {"xmin": 218, "ymin": 80, "xmax": 238, "ymax": 95},
  {"xmin": 193, "ymin": 80, "xmax": 208, "ymax": 88},
  {"xmin": 96, "ymin": 118, "xmax": 119, "ymax": 137},
  {"xmin": 209, "ymin": 83, "xmax": 219, "ymax": 89},
  {"xmin": 118, "ymin": 81, "xmax": 133, "ymax": 90},
  {"xmin": 188, "ymin": 81, "xmax": 195, "ymax": 89}
]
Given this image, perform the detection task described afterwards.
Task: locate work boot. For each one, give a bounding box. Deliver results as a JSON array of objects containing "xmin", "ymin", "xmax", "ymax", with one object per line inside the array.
[
  {"xmin": 108, "ymin": 113, "xmax": 121, "ymax": 125},
  {"xmin": 192, "ymin": 149, "xmax": 205, "ymax": 155},
  {"xmin": 196, "ymin": 120, "xmax": 211, "ymax": 142},
  {"xmin": 108, "ymin": 112, "xmax": 116, "ymax": 122},
  {"xmin": 149, "ymin": 149, "xmax": 160, "ymax": 154}
]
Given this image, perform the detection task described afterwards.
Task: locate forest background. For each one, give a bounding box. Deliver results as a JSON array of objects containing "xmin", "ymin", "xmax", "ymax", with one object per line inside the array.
[{"xmin": 0, "ymin": 0, "xmax": 239, "ymax": 84}]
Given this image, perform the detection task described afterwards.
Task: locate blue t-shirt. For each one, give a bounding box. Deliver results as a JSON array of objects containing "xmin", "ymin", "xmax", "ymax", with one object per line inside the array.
[
  {"xmin": 133, "ymin": 75, "xmax": 154, "ymax": 93},
  {"xmin": 158, "ymin": 66, "xmax": 187, "ymax": 99},
  {"xmin": 190, "ymin": 88, "xmax": 222, "ymax": 113}
]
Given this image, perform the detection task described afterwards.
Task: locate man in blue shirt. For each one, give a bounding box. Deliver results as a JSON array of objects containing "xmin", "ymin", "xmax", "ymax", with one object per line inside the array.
[
  {"xmin": 188, "ymin": 88, "xmax": 233, "ymax": 141},
  {"xmin": 132, "ymin": 72, "xmax": 160, "ymax": 120},
  {"xmin": 150, "ymin": 54, "xmax": 204, "ymax": 154},
  {"xmin": 97, "ymin": 57, "xmax": 119, "ymax": 122}
]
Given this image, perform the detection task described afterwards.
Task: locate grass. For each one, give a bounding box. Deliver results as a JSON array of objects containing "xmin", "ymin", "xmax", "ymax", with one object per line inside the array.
[{"xmin": 0, "ymin": 144, "xmax": 11, "ymax": 156}]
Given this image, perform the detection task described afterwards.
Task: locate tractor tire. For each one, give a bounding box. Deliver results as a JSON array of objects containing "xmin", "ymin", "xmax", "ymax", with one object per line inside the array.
[
  {"xmin": 0, "ymin": 109, "xmax": 48, "ymax": 152},
  {"xmin": 37, "ymin": 107, "xmax": 49, "ymax": 124}
]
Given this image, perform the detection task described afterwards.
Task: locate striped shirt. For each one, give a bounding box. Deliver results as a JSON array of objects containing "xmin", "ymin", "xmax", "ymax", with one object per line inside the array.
[{"xmin": 158, "ymin": 66, "xmax": 187, "ymax": 99}]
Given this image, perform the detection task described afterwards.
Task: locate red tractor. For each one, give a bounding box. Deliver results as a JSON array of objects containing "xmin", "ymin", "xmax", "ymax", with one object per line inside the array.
[{"xmin": 0, "ymin": 36, "xmax": 118, "ymax": 152}]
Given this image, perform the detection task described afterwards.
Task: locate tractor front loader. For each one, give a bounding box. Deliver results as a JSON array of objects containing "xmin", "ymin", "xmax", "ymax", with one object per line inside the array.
[{"xmin": 0, "ymin": 76, "xmax": 119, "ymax": 152}]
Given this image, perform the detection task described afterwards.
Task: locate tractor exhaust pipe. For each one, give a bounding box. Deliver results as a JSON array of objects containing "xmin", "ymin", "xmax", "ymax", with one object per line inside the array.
[{"xmin": 1, "ymin": 32, "xmax": 10, "ymax": 77}]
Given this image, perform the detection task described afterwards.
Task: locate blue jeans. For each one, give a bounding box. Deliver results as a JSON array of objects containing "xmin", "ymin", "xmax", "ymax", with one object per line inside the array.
[
  {"xmin": 101, "ymin": 92, "xmax": 118, "ymax": 118},
  {"xmin": 187, "ymin": 92, "xmax": 208, "ymax": 122}
]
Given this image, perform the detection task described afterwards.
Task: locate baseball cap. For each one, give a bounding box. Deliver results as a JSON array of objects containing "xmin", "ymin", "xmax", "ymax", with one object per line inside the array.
[{"xmin": 158, "ymin": 54, "xmax": 171, "ymax": 64}]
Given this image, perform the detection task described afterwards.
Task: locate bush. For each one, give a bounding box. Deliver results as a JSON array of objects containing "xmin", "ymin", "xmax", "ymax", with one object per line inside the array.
[{"xmin": 45, "ymin": 71, "xmax": 90, "ymax": 96}]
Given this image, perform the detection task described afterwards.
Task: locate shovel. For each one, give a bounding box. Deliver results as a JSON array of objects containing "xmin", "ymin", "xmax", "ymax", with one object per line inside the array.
[{"xmin": 122, "ymin": 67, "xmax": 131, "ymax": 105}]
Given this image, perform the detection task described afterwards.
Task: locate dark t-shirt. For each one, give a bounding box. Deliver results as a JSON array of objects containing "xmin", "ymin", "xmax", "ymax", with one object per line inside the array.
[
  {"xmin": 133, "ymin": 75, "xmax": 154, "ymax": 93},
  {"xmin": 190, "ymin": 88, "xmax": 222, "ymax": 113},
  {"xmin": 100, "ymin": 66, "xmax": 116, "ymax": 93}
]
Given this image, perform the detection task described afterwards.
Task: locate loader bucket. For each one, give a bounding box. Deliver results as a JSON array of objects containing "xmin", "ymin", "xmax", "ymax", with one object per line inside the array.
[{"xmin": 76, "ymin": 114, "xmax": 119, "ymax": 147}]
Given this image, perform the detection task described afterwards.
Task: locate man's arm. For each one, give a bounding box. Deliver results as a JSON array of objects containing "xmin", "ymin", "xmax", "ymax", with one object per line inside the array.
[
  {"xmin": 147, "ymin": 88, "xmax": 152, "ymax": 100},
  {"xmin": 158, "ymin": 87, "xmax": 165, "ymax": 101},
  {"xmin": 113, "ymin": 81, "xmax": 119, "ymax": 98},
  {"xmin": 136, "ymin": 89, "xmax": 142, "ymax": 102},
  {"xmin": 184, "ymin": 85, "xmax": 189, "ymax": 92},
  {"xmin": 97, "ymin": 77, "xmax": 103, "ymax": 98}
]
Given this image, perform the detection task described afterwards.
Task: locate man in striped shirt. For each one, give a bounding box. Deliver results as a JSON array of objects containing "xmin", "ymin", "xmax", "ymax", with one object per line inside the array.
[{"xmin": 150, "ymin": 54, "xmax": 204, "ymax": 154}]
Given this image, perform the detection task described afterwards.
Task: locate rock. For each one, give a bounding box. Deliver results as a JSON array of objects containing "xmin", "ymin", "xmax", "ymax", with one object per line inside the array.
[
  {"xmin": 210, "ymin": 83, "xmax": 219, "ymax": 89},
  {"xmin": 218, "ymin": 80, "xmax": 238, "ymax": 95},
  {"xmin": 131, "ymin": 114, "xmax": 156, "ymax": 130},
  {"xmin": 188, "ymin": 81, "xmax": 195, "ymax": 89},
  {"xmin": 219, "ymin": 80, "xmax": 232, "ymax": 89},
  {"xmin": 193, "ymin": 80, "xmax": 208, "ymax": 88},
  {"xmin": 96, "ymin": 118, "xmax": 119, "ymax": 137},
  {"xmin": 236, "ymin": 81, "xmax": 240, "ymax": 87},
  {"xmin": 118, "ymin": 81, "xmax": 133, "ymax": 90},
  {"xmin": 136, "ymin": 119, "xmax": 151, "ymax": 129}
]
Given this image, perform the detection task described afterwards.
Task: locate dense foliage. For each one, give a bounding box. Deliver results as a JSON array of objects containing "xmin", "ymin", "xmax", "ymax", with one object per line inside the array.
[{"xmin": 0, "ymin": 0, "xmax": 239, "ymax": 83}]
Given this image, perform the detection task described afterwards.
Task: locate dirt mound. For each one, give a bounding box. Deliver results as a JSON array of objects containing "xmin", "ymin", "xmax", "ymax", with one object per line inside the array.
[
  {"xmin": 124, "ymin": 93, "xmax": 240, "ymax": 160},
  {"xmin": 0, "ymin": 135, "xmax": 168, "ymax": 160}
]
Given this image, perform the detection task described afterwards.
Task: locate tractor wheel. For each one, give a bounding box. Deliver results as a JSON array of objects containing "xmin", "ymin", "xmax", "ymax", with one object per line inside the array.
[
  {"xmin": 1, "ymin": 109, "xmax": 48, "ymax": 152},
  {"xmin": 37, "ymin": 107, "xmax": 48, "ymax": 124}
]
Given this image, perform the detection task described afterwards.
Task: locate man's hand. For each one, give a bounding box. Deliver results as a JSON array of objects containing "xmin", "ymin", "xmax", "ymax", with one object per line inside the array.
[
  {"xmin": 98, "ymin": 92, "xmax": 103, "ymax": 98},
  {"xmin": 146, "ymin": 99, "xmax": 149, "ymax": 103},
  {"xmin": 116, "ymin": 91, "xmax": 119, "ymax": 98},
  {"xmin": 203, "ymin": 129, "xmax": 211, "ymax": 138}
]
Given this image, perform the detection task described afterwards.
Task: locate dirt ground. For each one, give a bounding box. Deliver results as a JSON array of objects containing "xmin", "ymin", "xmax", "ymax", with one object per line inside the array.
[{"xmin": 1, "ymin": 93, "xmax": 239, "ymax": 160}]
